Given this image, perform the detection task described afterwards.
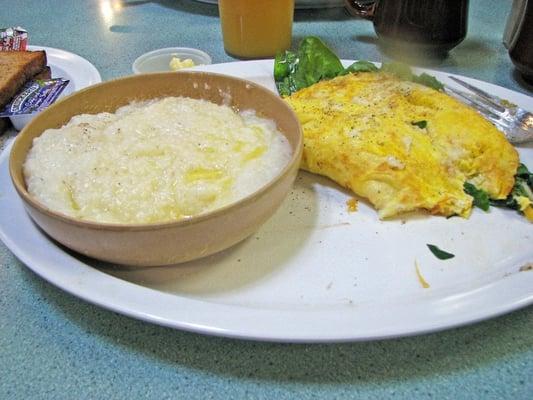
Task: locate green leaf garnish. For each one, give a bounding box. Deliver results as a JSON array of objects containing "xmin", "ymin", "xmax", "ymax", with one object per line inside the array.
[
  {"xmin": 427, "ymin": 244, "xmax": 455, "ymax": 260},
  {"xmin": 464, "ymin": 182, "xmax": 490, "ymax": 211},
  {"xmin": 274, "ymin": 36, "xmax": 344, "ymax": 96},
  {"xmin": 273, "ymin": 37, "xmax": 445, "ymax": 96},
  {"xmin": 340, "ymin": 60, "xmax": 378, "ymax": 75},
  {"xmin": 491, "ymin": 163, "xmax": 533, "ymax": 214},
  {"xmin": 274, "ymin": 51, "xmax": 298, "ymax": 97},
  {"xmin": 411, "ymin": 120, "xmax": 427, "ymax": 129},
  {"xmin": 380, "ymin": 62, "xmax": 414, "ymax": 81},
  {"xmin": 516, "ymin": 163, "xmax": 533, "ymax": 183},
  {"xmin": 380, "ymin": 62, "xmax": 444, "ymax": 90},
  {"xmin": 413, "ymin": 73, "xmax": 445, "ymax": 91}
]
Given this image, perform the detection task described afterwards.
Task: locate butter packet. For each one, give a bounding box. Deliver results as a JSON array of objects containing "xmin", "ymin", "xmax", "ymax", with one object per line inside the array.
[
  {"xmin": 0, "ymin": 26, "xmax": 28, "ymax": 51},
  {"xmin": 0, "ymin": 78, "xmax": 70, "ymax": 117}
]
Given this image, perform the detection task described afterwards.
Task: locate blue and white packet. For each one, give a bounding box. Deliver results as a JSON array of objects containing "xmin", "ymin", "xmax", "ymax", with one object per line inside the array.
[{"xmin": 0, "ymin": 78, "xmax": 70, "ymax": 117}]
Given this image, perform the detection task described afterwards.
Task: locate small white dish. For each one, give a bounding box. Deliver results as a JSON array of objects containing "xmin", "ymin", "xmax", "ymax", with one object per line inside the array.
[{"xmin": 132, "ymin": 47, "xmax": 212, "ymax": 74}]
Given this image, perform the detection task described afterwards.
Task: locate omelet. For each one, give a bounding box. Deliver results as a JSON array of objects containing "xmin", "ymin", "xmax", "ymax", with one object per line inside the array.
[{"xmin": 285, "ymin": 72, "xmax": 519, "ymax": 218}]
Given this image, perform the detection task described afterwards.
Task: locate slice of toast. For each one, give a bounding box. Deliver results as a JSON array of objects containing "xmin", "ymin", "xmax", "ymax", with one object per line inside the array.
[
  {"xmin": 0, "ymin": 51, "xmax": 49, "ymax": 134},
  {"xmin": 0, "ymin": 50, "xmax": 47, "ymax": 108},
  {"xmin": 33, "ymin": 66, "xmax": 51, "ymax": 80},
  {"xmin": 0, "ymin": 51, "xmax": 52, "ymax": 134}
]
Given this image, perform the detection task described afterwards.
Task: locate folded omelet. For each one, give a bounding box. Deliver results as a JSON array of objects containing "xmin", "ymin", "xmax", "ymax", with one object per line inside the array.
[{"xmin": 285, "ymin": 72, "xmax": 519, "ymax": 218}]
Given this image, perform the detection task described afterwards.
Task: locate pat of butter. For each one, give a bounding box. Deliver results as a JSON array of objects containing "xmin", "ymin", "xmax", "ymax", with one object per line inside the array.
[{"xmin": 169, "ymin": 56, "xmax": 195, "ymax": 71}]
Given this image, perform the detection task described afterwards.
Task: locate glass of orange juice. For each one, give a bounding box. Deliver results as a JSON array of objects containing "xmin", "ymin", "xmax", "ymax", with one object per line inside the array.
[{"xmin": 218, "ymin": 0, "xmax": 295, "ymax": 59}]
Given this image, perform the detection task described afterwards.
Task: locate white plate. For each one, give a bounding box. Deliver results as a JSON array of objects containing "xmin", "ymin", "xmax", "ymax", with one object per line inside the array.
[
  {"xmin": 9, "ymin": 45, "xmax": 102, "ymax": 130},
  {"xmin": 1, "ymin": 60, "xmax": 532, "ymax": 343}
]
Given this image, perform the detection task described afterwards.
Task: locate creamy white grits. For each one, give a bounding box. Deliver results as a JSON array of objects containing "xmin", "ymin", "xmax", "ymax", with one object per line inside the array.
[{"xmin": 23, "ymin": 97, "xmax": 291, "ymax": 224}]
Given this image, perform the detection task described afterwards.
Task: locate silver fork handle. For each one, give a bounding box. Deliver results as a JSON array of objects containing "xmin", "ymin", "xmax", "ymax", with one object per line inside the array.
[{"xmin": 445, "ymin": 86, "xmax": 533, "ymax": 144}]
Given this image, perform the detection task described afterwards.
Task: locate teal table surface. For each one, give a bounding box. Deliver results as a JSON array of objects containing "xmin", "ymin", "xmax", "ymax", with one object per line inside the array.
[{"xmin": 1, "ymin": 1, "xmax": 532, "ymax": 399}]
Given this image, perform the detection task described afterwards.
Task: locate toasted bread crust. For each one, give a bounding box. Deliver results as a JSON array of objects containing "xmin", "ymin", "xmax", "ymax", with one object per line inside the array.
[
  {"xmin": 33, "ymin": 66, "xmax": 52, "ymax": 80},
  {"xmin": 0, "ymin": 50, "xmax": 47, "ymax": 107},
  {"xmin": 0, "ymin": 52, "xmax": 49, "ymax": 134}
]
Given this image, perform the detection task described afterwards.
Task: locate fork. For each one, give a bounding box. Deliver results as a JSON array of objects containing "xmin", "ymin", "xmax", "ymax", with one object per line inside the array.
[{"xmin": 444, "ymin": 76, "xmax": 533, "ymax": 144}]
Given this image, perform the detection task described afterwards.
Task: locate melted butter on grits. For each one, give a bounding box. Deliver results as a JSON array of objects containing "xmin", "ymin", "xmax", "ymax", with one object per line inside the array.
[
  {"xmin": 285, "ymin": 72, "xmax": 519, "ymax": 218},
  {"xmin": 23, "ymin": 97, "xmax": 291, "ymax": 224}
]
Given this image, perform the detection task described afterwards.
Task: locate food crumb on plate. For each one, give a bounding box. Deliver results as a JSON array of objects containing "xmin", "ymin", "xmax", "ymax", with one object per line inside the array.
[
  {"xmin": 415, "ymin": 260, "xmax": 430, "ymax": 288},
  {"xmin": 346, "ymin": 197, "xmax": 358, "ymax": 212},
  {"xmin": 519, "ymin": 263, "xmax": 533, "ymax": 272}
]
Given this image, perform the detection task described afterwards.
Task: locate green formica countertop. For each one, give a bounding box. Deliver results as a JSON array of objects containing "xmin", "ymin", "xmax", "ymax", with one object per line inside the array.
[{"xmin": 1, "ymin": 1, "xmax": 532, "ymax": 398}]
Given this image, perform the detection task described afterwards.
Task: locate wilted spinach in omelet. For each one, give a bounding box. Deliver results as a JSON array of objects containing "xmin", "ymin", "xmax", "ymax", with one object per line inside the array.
[{"xmin": 285, "ymin": 71, "xmax": 520, "ymax": 219}]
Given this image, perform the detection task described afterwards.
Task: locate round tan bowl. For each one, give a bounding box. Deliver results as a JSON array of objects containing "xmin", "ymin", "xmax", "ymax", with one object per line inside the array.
[{"xmin": 9, "ymin": 72, "xmax": 303, "ymax": 266}]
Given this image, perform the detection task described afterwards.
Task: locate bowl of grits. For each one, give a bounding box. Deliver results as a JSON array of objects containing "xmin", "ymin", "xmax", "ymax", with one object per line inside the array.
[{"xmin": 9, "ymin": 72, "xmax": 303, "ymax": 266}]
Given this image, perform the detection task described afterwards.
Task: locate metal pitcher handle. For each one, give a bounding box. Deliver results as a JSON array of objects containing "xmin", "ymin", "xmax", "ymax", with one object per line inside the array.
[{"xmin": 344, "ymin": 0, "xmax": 377, "ymax": 20}]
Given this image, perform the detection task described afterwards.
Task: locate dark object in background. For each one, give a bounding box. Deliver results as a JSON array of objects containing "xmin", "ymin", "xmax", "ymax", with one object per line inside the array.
[
  {"xmin": 508, "ymin": 1, "xmax": 533, "ymax": 84},
  {"xmin": 0, "ymin": 118, "xmax": 11, "ymax": 134},
  {"xmin": 345, "ymin": 0, "xmax": 469, "ymax": 56}
]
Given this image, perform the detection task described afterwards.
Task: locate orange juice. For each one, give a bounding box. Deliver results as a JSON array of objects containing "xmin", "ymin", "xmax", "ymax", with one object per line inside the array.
[{"xmin": 219, "ymin": 0, "xmax": 295, "ymax": 59}]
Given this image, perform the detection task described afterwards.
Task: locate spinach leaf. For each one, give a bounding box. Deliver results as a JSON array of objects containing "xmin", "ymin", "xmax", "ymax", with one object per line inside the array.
[
  {"xmin": 413, "ymin": 73, "xmax": 445, "ymax": 91},
  {"xmin": 411, "ymin": 120, "xmax": 427, "ymax": 129},
  {"xmin": 380, "ymin": 62, "xmax": 414, "ymax": 81},
  {"xmin": 464, "ymin": 182, "xmax": 490, "ymax": 211},
  {"xmin": 273, "ymin": 36, "xmax": 444, "ymax": 96},
  {"xmin": 380, "ymin": 62, "xmax": 444, "ymax": 91},
  {"xmin": 490, "ymin": 163, "xmax": 533, "ymax": 212},
  {"xmin": 274, "ymin": 51, "xmax": 299, "ymax": 97},
  {"xmin": 515, "ymin": 163, "xmax": 533, "ymax": 195},
  {"xmin": 274, "ymin": 36, "xmax": 344, "ymax": 96},
  {"xmin": 427, "ymin": 244, "xmax": 455, "ymax": 260},
  {"xmin": 489, "ymin": 197, "xmax": 520, "ymax": 210},
  {"xmin": 516, "ymin": 163, "xmax": 531, "ymax": 178},
  {"xmin": 340, "ymin": 60, "xmax": 378, "ymax": 75}
]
